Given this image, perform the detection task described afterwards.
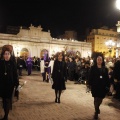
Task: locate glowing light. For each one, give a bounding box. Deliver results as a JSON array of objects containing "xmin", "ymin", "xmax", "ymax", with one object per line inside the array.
[
  {"xmin": 105, "ymin": 40, "xmax": 115, "ymax": 48},
  {"xmin": 116, "ymin": 0, "xmax": 120, "ymax": 10}
]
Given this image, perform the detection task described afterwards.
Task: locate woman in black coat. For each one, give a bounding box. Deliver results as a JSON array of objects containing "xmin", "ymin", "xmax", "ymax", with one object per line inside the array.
[
  {"xmin": 88, "ymin": 56, "xmax": 110, "ymax": 119},
  {"xmin": 52, "ymin": 52, "xmax": 67, "ymax": 103},
  {"xmin": 0, "ymin": 46, "xmax": 19, "ymax": 120}
]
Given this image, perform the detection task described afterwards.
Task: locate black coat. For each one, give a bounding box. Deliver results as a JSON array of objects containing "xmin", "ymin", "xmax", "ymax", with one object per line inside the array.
[
  {"xmin": 0, "ymin": 60, "xmax": 19, "ymax": 98},
  {"xmin": 113, "ymin": 60, "xmax": 120, "ymax": 81},
  {"xmin": 88, "ymin": 65, "xmax": 110, "ymax": 98},
  {"xmin": 17, "ymin": 58, "xmax": 24, "ymax": 69},
  {"xmin": 52, "ymin": 60, "xmax": 67, "ymax": 90}
]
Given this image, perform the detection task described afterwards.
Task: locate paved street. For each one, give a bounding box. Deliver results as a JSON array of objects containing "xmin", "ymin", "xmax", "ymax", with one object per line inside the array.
[{"xmin": 0, "ymin": 70, "xmax": 120, "ymax": 120}]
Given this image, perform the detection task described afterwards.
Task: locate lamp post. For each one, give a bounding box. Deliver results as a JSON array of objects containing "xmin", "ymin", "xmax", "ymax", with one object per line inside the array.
[{"xmin": 105, "ymin": 40, "xmax": 115, "ymax": 57}]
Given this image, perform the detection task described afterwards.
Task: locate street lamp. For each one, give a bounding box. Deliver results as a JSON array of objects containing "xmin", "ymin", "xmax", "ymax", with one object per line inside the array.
[
  {"xmin": 116, "ymin": 0, "xmax": 120, "ymax": 10},
  {"xmin": 105, "ymin": 40, "xmax": 115, "ymax": 57}
]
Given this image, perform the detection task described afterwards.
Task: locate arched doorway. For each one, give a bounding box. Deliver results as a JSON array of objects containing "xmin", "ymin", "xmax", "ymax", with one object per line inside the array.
[
  {"xmin": 40, "ymin": 49, "xmax": 48, "ymax": 59},
  {"xmin": 20, "ymin": 48, "xmax": 29, "ymax": 60}
]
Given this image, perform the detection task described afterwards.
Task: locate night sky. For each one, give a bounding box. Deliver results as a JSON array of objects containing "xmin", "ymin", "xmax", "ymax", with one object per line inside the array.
[{"xmin": 0, "ymin": 0, "xmax": 120, "ymax": 38}]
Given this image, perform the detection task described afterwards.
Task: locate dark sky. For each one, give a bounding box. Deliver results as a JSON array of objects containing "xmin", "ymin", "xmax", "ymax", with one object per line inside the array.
[{"xmin": 0, "ymin": 0, "xmax": 120, "ymax": 37}]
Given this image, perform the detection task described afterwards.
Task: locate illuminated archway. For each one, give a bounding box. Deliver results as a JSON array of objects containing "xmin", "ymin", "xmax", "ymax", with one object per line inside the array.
[{"xmin": 20, "ymin": 48, "xmax": 29, "ymax": 59}]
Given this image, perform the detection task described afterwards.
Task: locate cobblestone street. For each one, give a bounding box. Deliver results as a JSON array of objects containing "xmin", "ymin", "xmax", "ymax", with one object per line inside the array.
[{"xmin": 0, "ymin": 70, "xmax": 120, "ymax": 120}]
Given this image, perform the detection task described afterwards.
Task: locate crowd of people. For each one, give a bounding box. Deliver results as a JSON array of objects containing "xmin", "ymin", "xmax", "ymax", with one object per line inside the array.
[
  {"xmin": 40, "ymin": 52, "xmax": 120, "ymax": 120},
  {"xmin": 0, "ymin": 45, "xmax": 120, "ymax": 120}
]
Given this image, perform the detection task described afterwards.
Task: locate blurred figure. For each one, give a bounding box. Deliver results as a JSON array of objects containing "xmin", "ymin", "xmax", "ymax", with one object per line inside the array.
[
  {"xmin": 68, "ymin": 57, "xmax": 76, "ymax": 81},
  {"xmin": 41, "ymin": 52, "xmax": 50, "ymax": 82},
  {"xmin": 26, "ymin": 57, "xmax": 33, "ymax": 75},
  {"xmin": 40, "ymin": 59, "xmax": 45, "ymax": 81},
  {"xmin": 48, "ymin": 57, "xmax": 54, "ymax": 75},
  {"xmin": 37, "ymin": 58, "xmax": 40, "ymax": 71},
  {"xmin": 88, "ymin": 56, "xmax": 110, "ymax": 119},
  {"xmin": 74, "ymin": 57, "xmax": 81, "ymax": 81},
  {"xmin": 64, "ymin": 56, "xmax": 69, "ymax": 79},
  {"xmin": 107, "ymin": 67, "xmax": 114, "ymax": 96},
  {"xmin": 17, "ymin": 56, "xmax": 24, "ymax": 76},
  {"xmin": 113, "ymin": 57, "xmax": 120, "ymax": 99},
  {"xmin": 52, "ymin": 52, "xmax": 67, "ymax": 103}
]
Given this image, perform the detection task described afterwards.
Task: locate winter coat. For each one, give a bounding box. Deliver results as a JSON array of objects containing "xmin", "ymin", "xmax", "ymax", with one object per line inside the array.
[
  {"xmin": 0, "ymin": 60, "xmax": 19, "ymax": 98},
  {"xmin": 113, "ymin": 60, "xmax": 120, "ymax": 81},
  {"xmin": 88, "ymin": 65, "xmax": 110, "ymax": 98},
  {"xmin": 52, "ymin": 60, "xmax": 67, "ymax": 90}
]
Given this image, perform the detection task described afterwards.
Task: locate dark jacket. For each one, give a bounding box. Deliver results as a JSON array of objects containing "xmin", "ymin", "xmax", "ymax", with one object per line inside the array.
[
  {"xmin": 88, "ymin": 65, "xmax": 110, "ymax": 98},
  {"xmin": 68, "ymin": 61, "xmax": 76, "ymax": 71},
  {"xmin": 52, "ymin": 60, "xmax": 67, "ymax": 90},
  {"xmin": 113, "ymin": 60, "xmax": 120, "ymax": 81},
  {"xmin": 0, "ymin": 60, "xmax": 19, "ymax": 98},
  {"xmin": 17, "ymin": 58, "xmax": 24, "ymax": 69},
  {"xmin": 108, "ymin": 71, "xmax": 114, "ymax": 84}
]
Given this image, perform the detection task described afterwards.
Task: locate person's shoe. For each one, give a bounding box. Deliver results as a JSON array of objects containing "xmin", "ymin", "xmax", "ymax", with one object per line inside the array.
[
  {"xmin": 58, "ymin": 98, "xmax": 60, "ymax": 103},
  {"xmin": 55, "ymin": 98, "xmax": 57, "ymax": 103},
  {"xmin": 98, "ymin": 109, "xmax": 100, "ymax": 114},
  {"xmin": 94, "ymin": 113, "xmax": 98, "ymax": 119}
]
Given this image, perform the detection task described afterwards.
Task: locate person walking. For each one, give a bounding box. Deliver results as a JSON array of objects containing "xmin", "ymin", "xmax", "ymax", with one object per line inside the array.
[
  {"xmin": 52, "ymin": 52, "xmax": 67, "ymax": 103},
  {"xmin": 0, "ymin": 46, "xmax": 19, "ymax": 120},
  {"xmin": 88, "ymin": 56, "xmax": 110, "ymax": 119},
  {"xmin": 26, "ymin": 57, "xmax": 33, "ymax": 75}
]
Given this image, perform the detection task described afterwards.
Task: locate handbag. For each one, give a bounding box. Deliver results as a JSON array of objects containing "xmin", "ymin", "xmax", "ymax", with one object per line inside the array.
[{"xmin": 49, "ymin": 74, "xmax": 53, "ymax": 84}]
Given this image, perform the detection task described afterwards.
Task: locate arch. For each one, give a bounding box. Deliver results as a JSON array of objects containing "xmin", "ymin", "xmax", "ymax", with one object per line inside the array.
[
  {"xmin": 20, "ymin": 48, "xmax": 29, "ymax": 59},
  {"xmin": 40, "ymin": 49, "xmax": 48, "ymax": 59},
  {"xmin": 21, "ymin": 48, "xmax": 29, "ymax": 52}
]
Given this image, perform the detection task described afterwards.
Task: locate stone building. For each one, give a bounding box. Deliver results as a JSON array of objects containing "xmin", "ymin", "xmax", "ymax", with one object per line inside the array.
[
  {"xmin": 0, "ymin": 24, "xmax": 92, "ymax": 58},
  {"xmin": 116, "ymin": 21, "xmax": 120, "ymax": 57},
  {"xmin": 87, "ymin": 26, "xmax": 118, "ymax": 57}
]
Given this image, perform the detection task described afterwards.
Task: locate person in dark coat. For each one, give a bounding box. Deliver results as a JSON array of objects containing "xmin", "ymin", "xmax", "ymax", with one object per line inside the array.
[
  {"xmin": 37, "ymin": 58, "xmax": 40, "ymax": 71},
  {"xmin": 0, "ymin": 46, "xmax": 19, "ymax": 120},
  {"xmin": 113, "ymin": 58, "xmax": 120, "ymax": 99},
  {"xmin": 88, "ymin": 56, "xmax": 110, "ymax": 119},
  {"xmin": 52, "ymin": 52, "xmax": 67, "ymax": 103},
  {"xmin": 68, "ymin": 57, "xmax": 76, "ymax": 81},
  {"xmin": 17, "ymin": 56, "xmax": 24, "ymax": 76}
]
